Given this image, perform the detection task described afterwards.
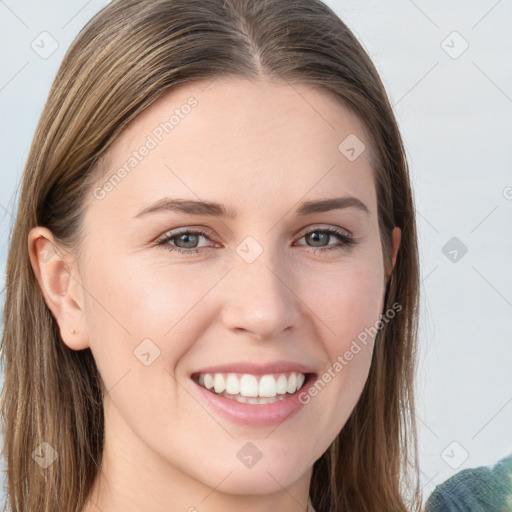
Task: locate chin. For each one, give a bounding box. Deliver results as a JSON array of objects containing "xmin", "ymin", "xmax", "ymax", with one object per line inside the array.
[
  {"xmin": 194, "ymin": 459, "xmax": 308, "ymax": 495},
  {"xmin": 215, "ymin": 471, "xmax": 300, "ymax": 495}
]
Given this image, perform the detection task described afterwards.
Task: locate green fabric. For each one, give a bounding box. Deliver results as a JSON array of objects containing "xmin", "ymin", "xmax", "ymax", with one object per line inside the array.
[{"xmin": 425, "ymin": 454, "xmax": 512, "ymax": 512}]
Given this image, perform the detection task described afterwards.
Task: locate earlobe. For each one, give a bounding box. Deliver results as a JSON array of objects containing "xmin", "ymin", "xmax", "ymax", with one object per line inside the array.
[{"xmin": 27, "ymin": 227, "xmax": 89, "ymax": 351}]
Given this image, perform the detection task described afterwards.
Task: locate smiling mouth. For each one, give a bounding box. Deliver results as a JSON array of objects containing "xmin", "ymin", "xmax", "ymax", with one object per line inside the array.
[{"xmin": 191, "ymin": 371, "xmax": 314, "ymax": 405}]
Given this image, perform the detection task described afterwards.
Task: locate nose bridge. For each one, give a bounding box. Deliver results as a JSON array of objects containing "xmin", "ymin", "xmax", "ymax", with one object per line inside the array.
[{"xmin": 221, "ymin": 234, "xmax": 301, "ymax": 340}]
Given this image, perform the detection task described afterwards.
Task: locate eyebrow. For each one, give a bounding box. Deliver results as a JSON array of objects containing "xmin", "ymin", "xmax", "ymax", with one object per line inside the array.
[{"xmin": 134, "ymin": 196, "xmax": 370, "ymax": 219}]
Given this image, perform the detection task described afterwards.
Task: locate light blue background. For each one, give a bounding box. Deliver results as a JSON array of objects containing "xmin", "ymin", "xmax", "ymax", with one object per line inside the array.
[{"xmin": 1, "ymin": 0, "xmax": 511, "ymax": 505}]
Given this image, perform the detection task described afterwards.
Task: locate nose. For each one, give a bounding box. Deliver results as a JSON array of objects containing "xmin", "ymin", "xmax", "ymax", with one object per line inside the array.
[{"xmin": 220, "ymin": 244, "xmax": 304, "ymax": 341}]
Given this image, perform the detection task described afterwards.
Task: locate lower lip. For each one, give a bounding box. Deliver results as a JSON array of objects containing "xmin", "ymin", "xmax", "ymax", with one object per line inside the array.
[{"xmin": 191, "ymin": 375, "xmax": 314, "ymax": 427}]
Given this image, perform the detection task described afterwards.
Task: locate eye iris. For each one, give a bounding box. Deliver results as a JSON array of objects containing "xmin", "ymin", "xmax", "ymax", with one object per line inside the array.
[
  {"xmin": 176, "ymin": 233, "xmax": 199, "ymax": 248},
  {"xmin": 306, "ymin": 231, "xmax": 329, "ymax": 247}
]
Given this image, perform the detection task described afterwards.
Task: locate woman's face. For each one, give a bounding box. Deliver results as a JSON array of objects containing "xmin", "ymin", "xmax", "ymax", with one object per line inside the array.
[{"xmin": 37, "ymin": 77, "xmax": 399, "ymax": 506}]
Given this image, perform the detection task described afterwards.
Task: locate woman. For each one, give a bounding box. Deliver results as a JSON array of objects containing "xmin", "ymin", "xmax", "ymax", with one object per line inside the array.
[{"xmin": 0, "ymin": 1, "xmax": 421, "ymax": 511}]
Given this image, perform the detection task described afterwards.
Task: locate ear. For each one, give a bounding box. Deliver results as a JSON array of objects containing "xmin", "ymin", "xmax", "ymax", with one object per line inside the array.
[
  {"xmin": 27, "ymin": 227, "xmax": 89, "ymax": 350},
  {"xmin": 386, "ymin": 226, "xmax": 401, "ymax": 281}
]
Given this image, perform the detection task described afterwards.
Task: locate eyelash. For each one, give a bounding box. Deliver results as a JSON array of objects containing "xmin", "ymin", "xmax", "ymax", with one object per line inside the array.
[{"xmin": 156, "ymin": 226, "xmax": 356, "ymax": 255}]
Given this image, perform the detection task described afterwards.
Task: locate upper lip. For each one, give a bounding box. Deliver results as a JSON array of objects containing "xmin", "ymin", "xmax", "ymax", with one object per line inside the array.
[{"xmin": 191, "ymin": 361, "xmax": 316, "ymax": 376}]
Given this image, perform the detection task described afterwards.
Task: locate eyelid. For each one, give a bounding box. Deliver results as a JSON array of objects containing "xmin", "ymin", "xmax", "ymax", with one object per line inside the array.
[
  {"xmin": 155, "ymin": 226, "xmax": 216, "ymax": 247},
  {"xmin": 155, "ymin": 224, "xmax": 358, "ymax": 258},
  {"xmin": 156, "ymin": 224, "xmax": 353, "ymax": 244},
  {"xmin": 296, "ymin": 223, "xmax": 353, "ymax": 238}
]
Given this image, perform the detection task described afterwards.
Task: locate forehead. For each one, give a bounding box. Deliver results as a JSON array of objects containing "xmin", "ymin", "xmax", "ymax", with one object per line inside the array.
[{"xmin": 89, "ymin": 77, "xmax": 377, "ymax": 219}]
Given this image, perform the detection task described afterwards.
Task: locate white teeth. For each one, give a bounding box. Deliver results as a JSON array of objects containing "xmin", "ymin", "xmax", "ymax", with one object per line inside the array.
[
  {"xmin": 213, "ymin": 374, "xmax": 225, "ymax": 393},
  {"xmin": 259, "ymin": 375, "xmax": 276, "ymax": 397},
  {"xmin": 286, "ymin": 373, "xmax": 297, "ymax": 394},
  {"xmin": 276, "ymin": 374, "xmax": 288, "ymax": 394},
  {"xmin": 225, "ymin": 374, "xmax": 240, "ymax": 394},
  {"xmin": 203, "ymin": 374, "xmax": 214, "ymax": 390},
  {"xmin": 240, "ymin": 374, "xmax": 259, "ymax": 397},
  {"xmin": 195, "ymin": 371, "xmax": 307, "ymax": 399},
  {"xmin": 234, "ymin": 394, "xmax": 286, "ymax": 404}
]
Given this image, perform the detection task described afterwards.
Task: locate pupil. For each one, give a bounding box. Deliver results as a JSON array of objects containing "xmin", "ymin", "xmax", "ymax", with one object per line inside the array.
[{"xmin": 179, "ymin": 234, "xmax": 197, "ymax": 248}]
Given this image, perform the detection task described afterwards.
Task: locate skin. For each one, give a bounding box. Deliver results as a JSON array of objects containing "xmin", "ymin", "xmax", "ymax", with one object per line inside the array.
[{"xmin": 29, "ymin": 77, "xmax": 400, "ymax": 512}]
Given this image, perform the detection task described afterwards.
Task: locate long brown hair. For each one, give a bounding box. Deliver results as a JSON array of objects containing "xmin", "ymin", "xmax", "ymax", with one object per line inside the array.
[{"xmin": 0, "ymin": 1, "xmax": 422, "ymax": 510}]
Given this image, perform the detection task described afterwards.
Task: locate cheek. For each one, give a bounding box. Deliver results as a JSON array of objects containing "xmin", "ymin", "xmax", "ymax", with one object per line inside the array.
[
  {"xmin": 82, "ymin": 255, "xmax": 218, "ymax": 378},
  {"xmin": 299, "ymin": 249, "xmax": 385, "ymax": 409},
  {"xmin": 81, "ymin": 259, "xmax": 206, "ymax": 431},
  {"xmin": 304, "ymin": 254, "xmax": 386, "ymax": 349},
  {"xmin": 299, "ymin": 261, "xmax": 385, "ymax": 442}
]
